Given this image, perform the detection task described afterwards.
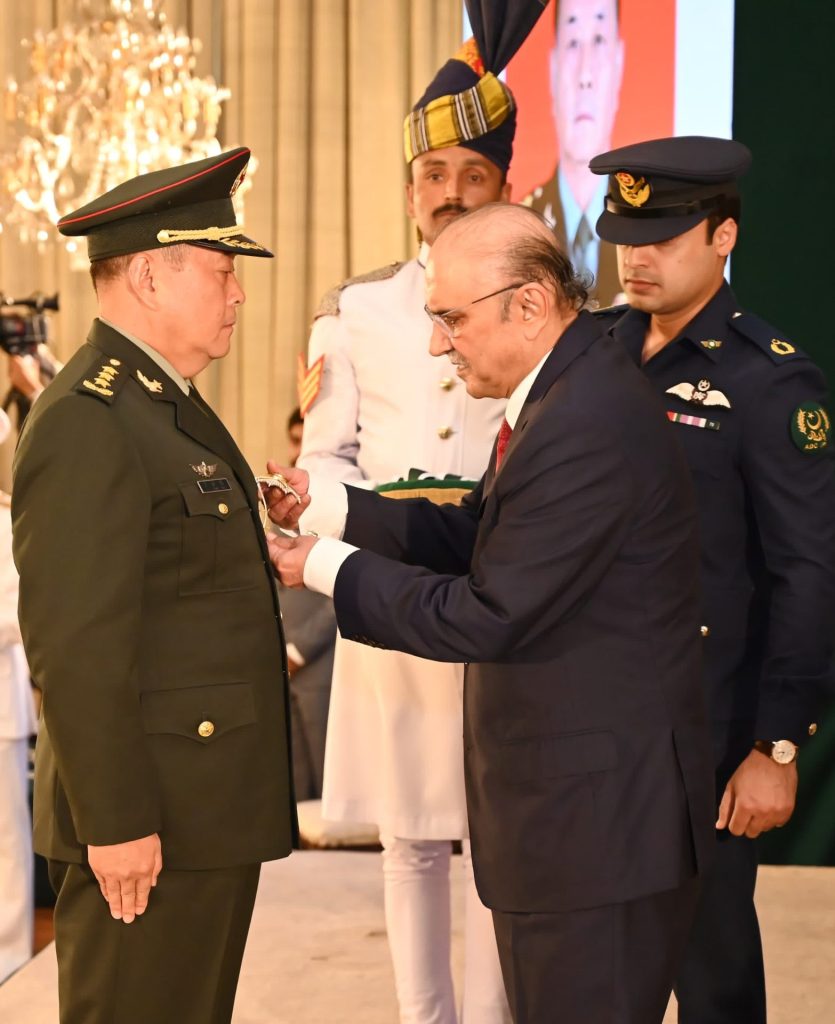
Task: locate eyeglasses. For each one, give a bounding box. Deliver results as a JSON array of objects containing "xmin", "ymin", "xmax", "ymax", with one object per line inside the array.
[{"xmin": 424, "ymin": 281, "xmax": 529, "ymax": 339}]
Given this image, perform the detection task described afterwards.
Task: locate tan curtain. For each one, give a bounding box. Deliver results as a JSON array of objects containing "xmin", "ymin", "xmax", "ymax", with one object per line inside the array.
[{"xmin": 0, "ymin": 0, "xmax": 461, "ymax": 486}]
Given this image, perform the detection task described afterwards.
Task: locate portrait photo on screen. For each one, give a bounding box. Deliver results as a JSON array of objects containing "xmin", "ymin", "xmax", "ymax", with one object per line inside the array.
[{"xmin": 504, "ymin": 0, "xmax": 734, "ymax": 306}]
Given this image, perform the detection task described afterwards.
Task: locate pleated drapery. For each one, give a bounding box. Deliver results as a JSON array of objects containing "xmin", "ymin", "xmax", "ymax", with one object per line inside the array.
[{"xmin": 0, "ymin": 0, "xmax": 460, "ymax": 483}]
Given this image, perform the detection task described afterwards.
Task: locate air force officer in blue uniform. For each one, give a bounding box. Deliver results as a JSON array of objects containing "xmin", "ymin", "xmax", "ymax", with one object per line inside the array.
[{"xmin": 589, "ymin": 135, "xmax": 835, "ymax": 1024}]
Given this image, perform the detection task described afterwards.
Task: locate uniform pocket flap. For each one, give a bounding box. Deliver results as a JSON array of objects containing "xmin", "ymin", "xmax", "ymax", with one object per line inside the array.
[
  {"xmin": 178, "ymin": 480, "xmax": 249, "ymax": 520},
  {"xmin": 497, "ymin": 729, "xmax": 618, "ymax": 781},
  {"xmin": 141, "ymin": 681, "xmax": 256, "ymax": 743}
]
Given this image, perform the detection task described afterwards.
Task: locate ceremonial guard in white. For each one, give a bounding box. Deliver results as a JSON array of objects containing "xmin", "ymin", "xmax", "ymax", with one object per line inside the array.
[
  {"xmin": 302, "ymin": 244, "xmax": 504, "ymax": 841},
  {"xmin": 0, "ymin": 410, "xmax": 37, "ymax": 983}
]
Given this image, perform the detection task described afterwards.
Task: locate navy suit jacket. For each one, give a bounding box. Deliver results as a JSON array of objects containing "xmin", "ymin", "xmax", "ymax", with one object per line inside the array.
[{"xmin": 333, "ymin": 311, "xmax": 715, "ymax": 913}]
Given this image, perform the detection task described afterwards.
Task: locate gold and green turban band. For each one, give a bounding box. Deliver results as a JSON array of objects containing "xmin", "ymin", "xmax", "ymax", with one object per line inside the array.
[{"xmin": 403, "ymin": 39, "xmax": 516, "ymax": 174}]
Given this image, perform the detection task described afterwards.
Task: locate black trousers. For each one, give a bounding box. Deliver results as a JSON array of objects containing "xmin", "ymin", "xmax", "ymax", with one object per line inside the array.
[
  {"xmin": 492, "ymin": 878, "xmax": 700, "ymax": 1024},
  {"xmin": 674, "ymin": 833, "xmax": 766, "ymax": 1023},
  {"xmin": 49, "ymin": 859, "xmax": 261, "ymax": 1024}
]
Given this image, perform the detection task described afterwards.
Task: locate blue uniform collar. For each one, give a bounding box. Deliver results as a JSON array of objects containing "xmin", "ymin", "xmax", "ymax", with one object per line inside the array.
[{"xmin": 613, "ymin": 281, "xmax": 741, "ymax": 367}]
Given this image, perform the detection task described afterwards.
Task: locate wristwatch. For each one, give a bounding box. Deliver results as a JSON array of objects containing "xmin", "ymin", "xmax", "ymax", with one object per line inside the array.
[{"xmin": 753, "ymin": 739, "xmax": 799, "ymax": 764}]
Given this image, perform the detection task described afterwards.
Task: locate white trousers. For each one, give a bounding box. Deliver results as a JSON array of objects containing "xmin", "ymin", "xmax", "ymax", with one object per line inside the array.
[
  {"xmin": 380, "ymin": 835, "xmax": 511, "ymax": 1024},
  {"xmin": 0, "ymin": 738, "xmax": 33, "ymax": 983}
]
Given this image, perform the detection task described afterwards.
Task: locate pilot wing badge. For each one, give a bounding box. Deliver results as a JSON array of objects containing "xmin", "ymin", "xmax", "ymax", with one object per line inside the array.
[{"xmin": 666, "ymin": 379, "xmax": 731, "ymax": 408}]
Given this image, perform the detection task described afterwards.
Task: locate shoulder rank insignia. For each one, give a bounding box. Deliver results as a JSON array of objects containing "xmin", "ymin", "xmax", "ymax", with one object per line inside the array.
[
  {"xmin": 298, "ymin": 353, "xmax": 324, "ymax": 417},
  {"xmin": 136, "ymin": 369, "xmax": 163, "ymax": 393},
  {"xmin": 191, "ymin": 461, "xmax": 217, "ymax": 478},
  {"xmin": 314, "ymin": 261, "xmax": 405, "ymax": 319},
  {"xmin": 75, "ymin": 357, "xmax": 124, "ymax": 404},
  {"xmin": 791, "ymin": 402, "xmax": 830, "ymax": 452},
  {"xmin": 666, "ymin": 379, "xmax": 731, "ymax": 408},
  {"xmin": 700, "ymin": 339, "xmax": 723, "ymax": 350},
  {"xmin": 731, "ymin": 311, "xmax": 806, "ymax": 364},
  {"xmin": 592, "ymin": 302, "xmax": 630, "ymax": 320}
]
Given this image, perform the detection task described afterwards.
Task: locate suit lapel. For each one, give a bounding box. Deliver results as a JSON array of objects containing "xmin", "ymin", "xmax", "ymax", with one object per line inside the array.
[{"xmin": 482, "ymin": 311, "xmax": 603, "ymax": 502}]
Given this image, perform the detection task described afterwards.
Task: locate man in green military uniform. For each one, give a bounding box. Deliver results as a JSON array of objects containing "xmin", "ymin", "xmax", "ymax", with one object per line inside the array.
[{"xmin": 12, "ymin": 148, "xmax": 296, "ymax": 1024}]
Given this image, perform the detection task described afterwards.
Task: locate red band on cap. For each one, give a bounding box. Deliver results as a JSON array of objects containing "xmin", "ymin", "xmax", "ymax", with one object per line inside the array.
[{"xmin": 58, "ymin": 149, "xmax": 248, "ymax": 227}]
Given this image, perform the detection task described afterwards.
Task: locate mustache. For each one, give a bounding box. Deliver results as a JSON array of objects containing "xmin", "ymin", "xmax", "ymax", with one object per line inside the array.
[{"xmin": 433, "ymin": 203, "xmax": 468, "ymax": 220}]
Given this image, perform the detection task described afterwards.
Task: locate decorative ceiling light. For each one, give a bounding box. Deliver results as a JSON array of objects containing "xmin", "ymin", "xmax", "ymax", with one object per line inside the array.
[{"xmin": 1, "ymin": 0, "xmax": 247, "ymax": 260}]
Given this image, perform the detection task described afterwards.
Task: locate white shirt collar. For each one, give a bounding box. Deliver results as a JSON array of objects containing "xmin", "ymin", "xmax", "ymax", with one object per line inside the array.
[
  {"xmin": 417, "ymin": 241, "xmax": 431, "ymax": 269},
  {"xmin": 557, "ymin": 168, "xmax": 608, "ymax": 245},
  {"xmin": 97, "ymin": 317, "xmax": 191, "ymax": 394},
  {"xmin": 504, "ymin": 348, "xmax": 552, "ymax": 429}
]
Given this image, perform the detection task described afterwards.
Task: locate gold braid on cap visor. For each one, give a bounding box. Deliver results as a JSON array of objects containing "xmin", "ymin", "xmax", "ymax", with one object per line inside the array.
[{"xmin": 156, "ymin": 224, "xmax": 245, "ymax": 244}]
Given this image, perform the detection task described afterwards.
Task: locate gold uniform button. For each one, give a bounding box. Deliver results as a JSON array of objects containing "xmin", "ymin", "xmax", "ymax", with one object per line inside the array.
[
  {"xmin": 437, "ymin": 426, "xmax": 453, "ymax": 440},
  {"xmin": 439, "ymin": 377, "xmax": 455, "ymax": 391},
  {"xmin": 809, "ymin": 723, "xmax": 818, "ymax": 736},
  {"xmin": 197, "ymin": 720, "xmax": 215, "ymax": 738},
  {"xmin": 700, "ymin": 625, "xmax": 710, "ymax": 637},
  {"xmin": 218, "ymin": 502, "xmax": 229, "ymax": 515}
]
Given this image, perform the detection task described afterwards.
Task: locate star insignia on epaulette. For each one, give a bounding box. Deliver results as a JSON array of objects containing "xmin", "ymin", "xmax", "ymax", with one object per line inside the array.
[
  {"xmin": 137, "ymin": 369, "xmax": 163, "ymax": 393},
  {"xmin": 82, "ymin": 360, "xmax": 120, "ymax": 397},
  {"xmin": 666, "ymin": 379, "xmax": 731, "ymax": 408}
]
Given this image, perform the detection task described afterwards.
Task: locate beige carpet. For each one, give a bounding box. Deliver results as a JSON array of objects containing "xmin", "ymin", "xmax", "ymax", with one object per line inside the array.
[{"xmin": 0, "ymin": 853, "xmax": 832, "ymax": 1023}]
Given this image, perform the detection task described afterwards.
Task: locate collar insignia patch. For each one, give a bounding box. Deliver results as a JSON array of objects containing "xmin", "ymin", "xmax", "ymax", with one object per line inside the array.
[
  {"xmin": 137, "ymin": 369, "xmax": 163, "ymax": 393},
  {"xmin": 700, "ymin": 339, "xmax": 723, "ymax": 350},
  {"xmin": 666, "ymin": 379, "xmax": 731, "ymax": 408}
]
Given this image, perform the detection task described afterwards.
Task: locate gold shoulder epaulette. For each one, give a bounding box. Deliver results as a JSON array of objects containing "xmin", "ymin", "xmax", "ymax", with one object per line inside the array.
[
  {"xmin": 314, "ymin": 261, "xmax": 406, "ymax": 319},
  {"xmin": 73, "ymin": 355, "xmax": 128, "ymax": 405}
]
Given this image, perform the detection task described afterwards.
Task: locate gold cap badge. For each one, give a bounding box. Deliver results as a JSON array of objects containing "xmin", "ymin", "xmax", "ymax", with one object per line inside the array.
[{"xmin": 616, "ymin": 171, "xmax": 651, "ymax": 208}]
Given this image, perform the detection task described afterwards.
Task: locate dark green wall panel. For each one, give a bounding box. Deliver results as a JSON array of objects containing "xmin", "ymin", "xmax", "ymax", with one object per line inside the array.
[{"xmin": 732, "ymin": 0, "xmax": 835, "ymax": 384}]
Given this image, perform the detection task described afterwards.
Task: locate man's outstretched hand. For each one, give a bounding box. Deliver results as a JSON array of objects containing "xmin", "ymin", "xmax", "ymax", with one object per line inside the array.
[
  {"xmin": 88, "ymin": 833, "xmax": 162, "ymax": 923},
  {"xmin": 262, "ymin": 460, "xmax": 311, "ymax": 530},
  {"xmin": 267, "ymin": 532, "xmax": 319, "ymax": 588}
]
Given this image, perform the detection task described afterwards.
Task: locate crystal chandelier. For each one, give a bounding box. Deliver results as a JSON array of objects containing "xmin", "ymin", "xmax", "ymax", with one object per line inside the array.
[{"xmin": 1, "ymin": 0, "xmax": 246, "ymax": 257}]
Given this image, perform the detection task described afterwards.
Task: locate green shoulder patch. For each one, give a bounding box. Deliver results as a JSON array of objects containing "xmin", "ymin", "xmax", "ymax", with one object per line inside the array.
[
  {"xmin": 73, "ymin": 356, "xmax": 127, "ymax": 405},
  {"xmin": 314, "ymin": 261, "xmax": 406, "ymax": 319},
  {"xmin": 791, "ymin": 402, "xmax": 831, "ymax": 452},
  {"xmin": 730, "ymin": 311, "xmax": 807, "ymax": 365}
]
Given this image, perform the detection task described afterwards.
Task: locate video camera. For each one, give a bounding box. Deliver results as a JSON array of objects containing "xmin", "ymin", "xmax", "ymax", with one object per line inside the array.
[{"xmin": 0, "ymin": 292, "xmax": 59, "ymax": 357}]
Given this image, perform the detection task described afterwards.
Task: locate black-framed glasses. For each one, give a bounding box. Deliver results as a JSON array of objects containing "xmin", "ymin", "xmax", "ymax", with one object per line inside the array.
[{"xmin": 424, "ymin": 281, "xmax": 529, "ymax": 339}]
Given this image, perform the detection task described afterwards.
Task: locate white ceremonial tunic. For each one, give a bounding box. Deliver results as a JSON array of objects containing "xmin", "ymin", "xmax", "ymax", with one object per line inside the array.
[
  {"xmin": 299, "ymin": 246, "xmax": 504, "ymax": 838},
  {"xmin": 0, "ymin": 495, "xmax": 36, "ymax": 983}
]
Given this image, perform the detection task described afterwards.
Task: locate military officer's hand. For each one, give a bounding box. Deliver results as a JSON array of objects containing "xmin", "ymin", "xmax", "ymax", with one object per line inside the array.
[
  {"xmin": 715, "ymin": 750, "xmax": 798, "ymax": 838},
  {"xmin": 267, "ymin": 532, "xmax": 319, "ymax": 588},
  {"xmin": 263, "ymin": 460, "xmax": 311, "ymax": 530},
  {"xmin": 87, "ymin": 832, "xmax": 163, "ymax": 924}
]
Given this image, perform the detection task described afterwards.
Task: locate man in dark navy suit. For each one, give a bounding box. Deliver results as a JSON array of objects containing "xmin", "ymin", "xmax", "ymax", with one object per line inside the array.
[
  {"xmin": 266, "ymin": 203, "xmax": 715, "ymax": 1024},
  {"xmin": 590, "ymin": 136, "xmax": 835, "ymax": 1023}
]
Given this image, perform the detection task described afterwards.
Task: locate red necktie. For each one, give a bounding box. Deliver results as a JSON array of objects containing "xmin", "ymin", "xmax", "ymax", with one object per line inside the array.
[{"xmin": 495, "ymin": 418, "xmax": 513, "ymax": 471}]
